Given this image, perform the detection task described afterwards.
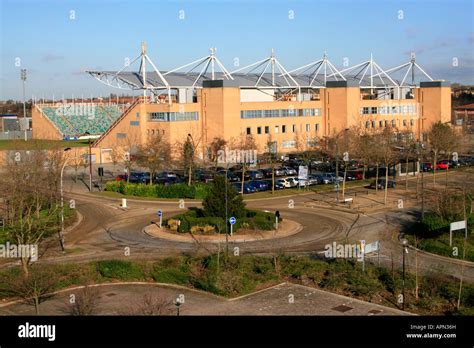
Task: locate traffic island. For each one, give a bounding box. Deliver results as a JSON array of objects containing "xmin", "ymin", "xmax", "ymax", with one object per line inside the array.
[{"xmin": 143, "ymin": 219, "xmax": 302, "ymax": 243}]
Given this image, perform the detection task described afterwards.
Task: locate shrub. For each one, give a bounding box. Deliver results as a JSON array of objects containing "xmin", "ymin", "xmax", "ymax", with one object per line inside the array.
[
  {"xmin": 95, "ymin": 260, "xmax": 144, "ymax": 280},
  {"xmin": 105, "ymin": 181, "xmax": 209, "ymax": 199}
]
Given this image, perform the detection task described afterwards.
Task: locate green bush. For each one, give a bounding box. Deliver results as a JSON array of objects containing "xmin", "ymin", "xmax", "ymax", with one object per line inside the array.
[
  {"xmin": 95, "ymin": 260, "xmax": 144, "ymax": 280},
  {"xmin": 105, "ymin": 181, "xmax": 210, "ymax": 199}
]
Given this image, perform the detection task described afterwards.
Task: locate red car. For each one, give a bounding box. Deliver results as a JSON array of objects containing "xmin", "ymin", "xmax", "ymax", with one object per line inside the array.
[
  {"xmin": 115, "ymin": 174, "xmax": 128, "ymax": 181},
  {"xmin": 436, "ymin": 161, "xmax": 449, "ymax": 170}
]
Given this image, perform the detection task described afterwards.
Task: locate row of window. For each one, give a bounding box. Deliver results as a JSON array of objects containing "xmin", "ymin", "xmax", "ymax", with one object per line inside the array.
[
  {"xmin": 364, "ymin": 119, "xmax": 416, "ymax": 128},
  {"xmin": 241, "ymin": 108, "xmax": 322, "ymax": 119},
  {"xmin": 360, "ymin": 105, "xmax": 417, "ymax": 115},
  {"xmin": 149, "ymin": 112, "xmax": 199, "ymax": 122},
  {"xmin": 246, "ymin": 123, "xmax": 320, "ymax": 135}
]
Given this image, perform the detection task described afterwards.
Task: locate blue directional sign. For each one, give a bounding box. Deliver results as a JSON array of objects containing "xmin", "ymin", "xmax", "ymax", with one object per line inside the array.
[
  {"xmin": 157, "ymin": 210, "xmax": 163, "ymax": 217},
  {"xmin": 229, "ymin": 217, "xmax": 236, "ymax": 225}
]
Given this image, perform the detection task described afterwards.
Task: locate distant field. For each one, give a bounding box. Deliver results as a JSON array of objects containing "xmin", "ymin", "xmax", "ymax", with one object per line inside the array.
[{"xmin": 0, "ymin": 139, "xmax": 89, "ymax": 150}]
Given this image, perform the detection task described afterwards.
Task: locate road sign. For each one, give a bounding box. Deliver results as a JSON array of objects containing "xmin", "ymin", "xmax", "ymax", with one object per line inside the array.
[
  {"xmin": 157, "ymin": 209, "xmax": 163, "ymax": 228},
  {"xmin": 450, "ymin": 220, "xmax": 467, "ymax": 246},
  {"xmin": 365, "ymin": 241, "xmax": 380, "ymax": 254},
  {"xmin": 229, "ymin": 217, "xmax": 236, "ymax": 225}
]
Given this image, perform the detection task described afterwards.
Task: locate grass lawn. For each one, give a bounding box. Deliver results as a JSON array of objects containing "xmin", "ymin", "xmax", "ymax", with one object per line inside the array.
[
  {"xmin": 0, "ymin": 139, "xmax": 89, "ymax": 150},
  {"xmin": 406, "ymin": 232, "xmax": 474, "ymax": 262}
]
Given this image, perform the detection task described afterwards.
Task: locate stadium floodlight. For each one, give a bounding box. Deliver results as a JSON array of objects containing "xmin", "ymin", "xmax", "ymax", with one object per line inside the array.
[{"xmin": 21, "ymin": 69, "xmax": 27, "ymax": 141}]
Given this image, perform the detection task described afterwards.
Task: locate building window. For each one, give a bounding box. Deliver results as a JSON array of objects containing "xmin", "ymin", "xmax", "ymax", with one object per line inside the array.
[
  {"xmin": 379, "ymin": 120, "xmax": 384, "ymax": 128},
  {"xmin": 362, "ymin": 107, "xmax": 370, "ymax": 115},
  {"xmin": 257, "ymin": 126, "xmax": 262, "ymax": 135},
  {"xmin": 365, "ymin": 121, "xmax": 370, "ymax": 128},
  {"xmin": 392, "ymin": 119, "xmax": 396, "ymax": 127},
  {"xmin": 371, "ymin": 107, "xmax": 378, "ymax": 114},
  {"xmin": 130, "ymin": 121, "xmax": 139, "ymax": 126},
  {"xmin": 246, "ymin": 127, "xmax": 251, "ymax": 135},
  {"xmin": 136, "ymin": 112, "xmax": 140, "ymax": 118},
  {"xmin": 275, "ymin": 126, "xmax": 279, "ymax": 134},
  {"xmin": 282, "ymin": 140, "xmax": 296, "ymax": 149},
  {"xmin": 150, "ymin": 112, "xmax": 199, "ymax": 122},
  {"xmin": 385, "ymin": 120, "xmax": 388, "ymax": 127},
  {"xmin": 410, "ymin": 119, "xmax": 415, "ymax": 126},
  {"xmin": 282, "ymin": 125, "xmax": 286, "ymax": 133},
  {"xmin": 265, "ymin": 126, "xmax": 269, "ymax": 134},
  {"xmin": 403, "ymin": 120, "xmax": 407, "ymax": 126},
  {"xmin": 117, "ymin": 133, "xmax": 126, "ymax": 139},
  {"xmin": 306, "ymin": 124, "xmax": 310, "ymax": 132},
  {"xmin": 372, "ymin": 121, "xmax": 376, "ymax": 128},
  {"xmin": 292, "ymin": 124, "xmax": 296, "ymax": 133},
  {"xmin": 315, "ymin": 124, "xmax": 319, "ymax": 132}
]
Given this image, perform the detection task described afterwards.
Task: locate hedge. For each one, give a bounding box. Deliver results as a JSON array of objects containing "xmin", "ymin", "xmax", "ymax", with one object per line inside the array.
[{"xmin": 105, "ymin": 181, "xmax": 210, "ymax": 199}]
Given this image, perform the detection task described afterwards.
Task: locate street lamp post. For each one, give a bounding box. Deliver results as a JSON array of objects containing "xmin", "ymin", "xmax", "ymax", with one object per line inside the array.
[
  {"xmin": 59, "ymin": 147, "xmax": 72, "ymax": 252},
  {"xmin": 84, "ymin": 132, "xmax": 93, "ymax": 191},
  {"xmin": 174, "ymin": 297, "xmax": 182, "ymax": 316},
  {"xmin": 21, "ymin": 69, "xmax": 27, "ymax": 141},
  {"xmin": 401, "ymin": 238, "xmax": 408, "ymax": 310},
  {"xmin": 187, "ymin": 134, "xmax": 194, "ymax": 186}
]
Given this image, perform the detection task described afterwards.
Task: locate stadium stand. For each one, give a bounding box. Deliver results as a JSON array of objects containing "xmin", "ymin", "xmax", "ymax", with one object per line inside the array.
[{"xmin": 39, "ymin": 104, "xmax": 123, "ymax": 137}]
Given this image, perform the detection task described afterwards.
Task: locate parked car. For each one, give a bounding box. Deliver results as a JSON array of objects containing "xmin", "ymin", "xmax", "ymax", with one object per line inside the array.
[
  {"xmin": 129, "ymin": 171, "xmax": 150, "ymax": 184},
  {"xmin": 233, "ymin": 171, "xmax": 251, "ymax": 181},
  {"xmin": 156, "ymin": 171, "xmax": 178, "ymax": 178},
  {"xmin": 247, "ymin": 170, "xmax": 264, "ymax": 180},
  {"xmin": 313, "ymin": 173, "xmax": 331, "ymax": 184},
  {"xmin": 274, "ymin": 167, "xmax": 287, "ymax": 176},
  {"xmin": 421, "ymin": 162, "xmax": 433, "ymax": 172},
  {"xmin": 216, "ymin": 170, "xmax": 239, "ymax": 182},
  {"xmin": 326, "ymin": 173, "xmax": 344, "ymax": 183},
  {"xmin": 347, "ymin": 171, "xmax": 363, "ymax": 181},
  {"xmin": 275, "ymin": 179, "xmax": 289, "ymax": 190},
  {"xmin": 436, "ymin": 161, "xmax": 449, "ymax": 170},
  {"xmin": 115, "ymin": 174, "xmax": 128, "ymax": 181},
  {"xmin": 278, "ymin": 178, "xmax": 292, "ymax": 188},
  {"xmin": 285, "ymin": 177, "xmax": 299, "ymax": 187},
  {"xmin": 248, "ymin": 180, "xmax": 270, "ymax": 191},
  {"xmin": 282, "ymin": 167, "xmax": 297, "ymax": 176},
  {"xmin": 268, "ymin": 179, "xmax": 285, "ymax": 190},
  {"xmin": 260, "ymin": 168, "xmax": 274, "ymax": 178},
  {"xmin": 232, "ymin": 182, "xmax": 257, "ymax": 194},
  {"xmin": 307, "ymin": 175, "xmax": 319, "ymax": 186},
  {"xmin": 370, "ymin": 179, "xmax": 396, "ymax": 189}
]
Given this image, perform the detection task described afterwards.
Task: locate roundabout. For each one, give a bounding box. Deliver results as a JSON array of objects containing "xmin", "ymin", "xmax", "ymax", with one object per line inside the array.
[{"xmin": 142, "ymin": 219, "xmax": 303, "ymax": 243}]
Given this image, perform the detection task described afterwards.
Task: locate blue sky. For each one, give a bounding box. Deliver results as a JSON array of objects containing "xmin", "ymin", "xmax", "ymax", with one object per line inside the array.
[{"xmin": 1, "ymin": 0, "xmax": 473, "ymax": 100}]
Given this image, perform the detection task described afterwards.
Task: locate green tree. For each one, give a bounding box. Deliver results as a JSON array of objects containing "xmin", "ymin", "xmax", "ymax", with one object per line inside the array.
[{"xmin": 202, "ymin": 176, "xmax": 246, "ymax": 220}]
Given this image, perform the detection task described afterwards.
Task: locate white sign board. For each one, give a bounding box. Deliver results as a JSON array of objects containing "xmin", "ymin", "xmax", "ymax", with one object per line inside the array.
[
  {"xmin": 365, "ymin": 241, "xmax": 380, "ymax": 254},
  {"xmin": 450, "ymin": 220, "xmax": 466, "ymax": 232},
  {"xmin": 298, "ymin": 166, "xmax": 308, "ymax": 180},
  {"xmin": 450, "ymin": 220, "xmax": 467, "ymax": 246}
]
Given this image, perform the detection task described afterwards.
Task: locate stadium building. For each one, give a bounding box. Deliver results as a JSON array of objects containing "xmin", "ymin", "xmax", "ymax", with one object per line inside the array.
[{"xmin": 32, "ymin": 43, "xmax": 451, "ymax": 163}]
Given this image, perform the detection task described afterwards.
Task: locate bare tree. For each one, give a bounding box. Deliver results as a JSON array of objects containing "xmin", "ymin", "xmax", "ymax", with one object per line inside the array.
[
  {"xmin": 5, "ymin": 265, "xmax": 58, "ymax": 315},
  {"xmin": 209, "ymin": 137, "xmax": 227, "ymax": 170},
  {"xmin": 374, "ymin": 127, "xmax": 398, "ymax": 205},
  {"xmin": 0, "ymin": 150, "xmax": 61, "ymax": 276},
  {"xmin": 62, "ymin": 286, "xmax": 101, "ymax": 316},
  {"xmin": 427, "ymin": 122, "xmax": 457, "ymax": 185},
  {"xmin": 230, "ymin": 134, "xmax": 258, "ymax": 194},
  {"xmin": 119, "ymin": 293, "xmax": 173, "ymax": 315},
  {"xmin": 136, "ymin": 131, "xmax": 171, "ymax": 184},
  {"xmin": 397, "ymin": 130, "xmax": 418, "ymax": 191},
  {"xmin": 265, "ymin": 134, "xmax": 278, "ymax": 194}
]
